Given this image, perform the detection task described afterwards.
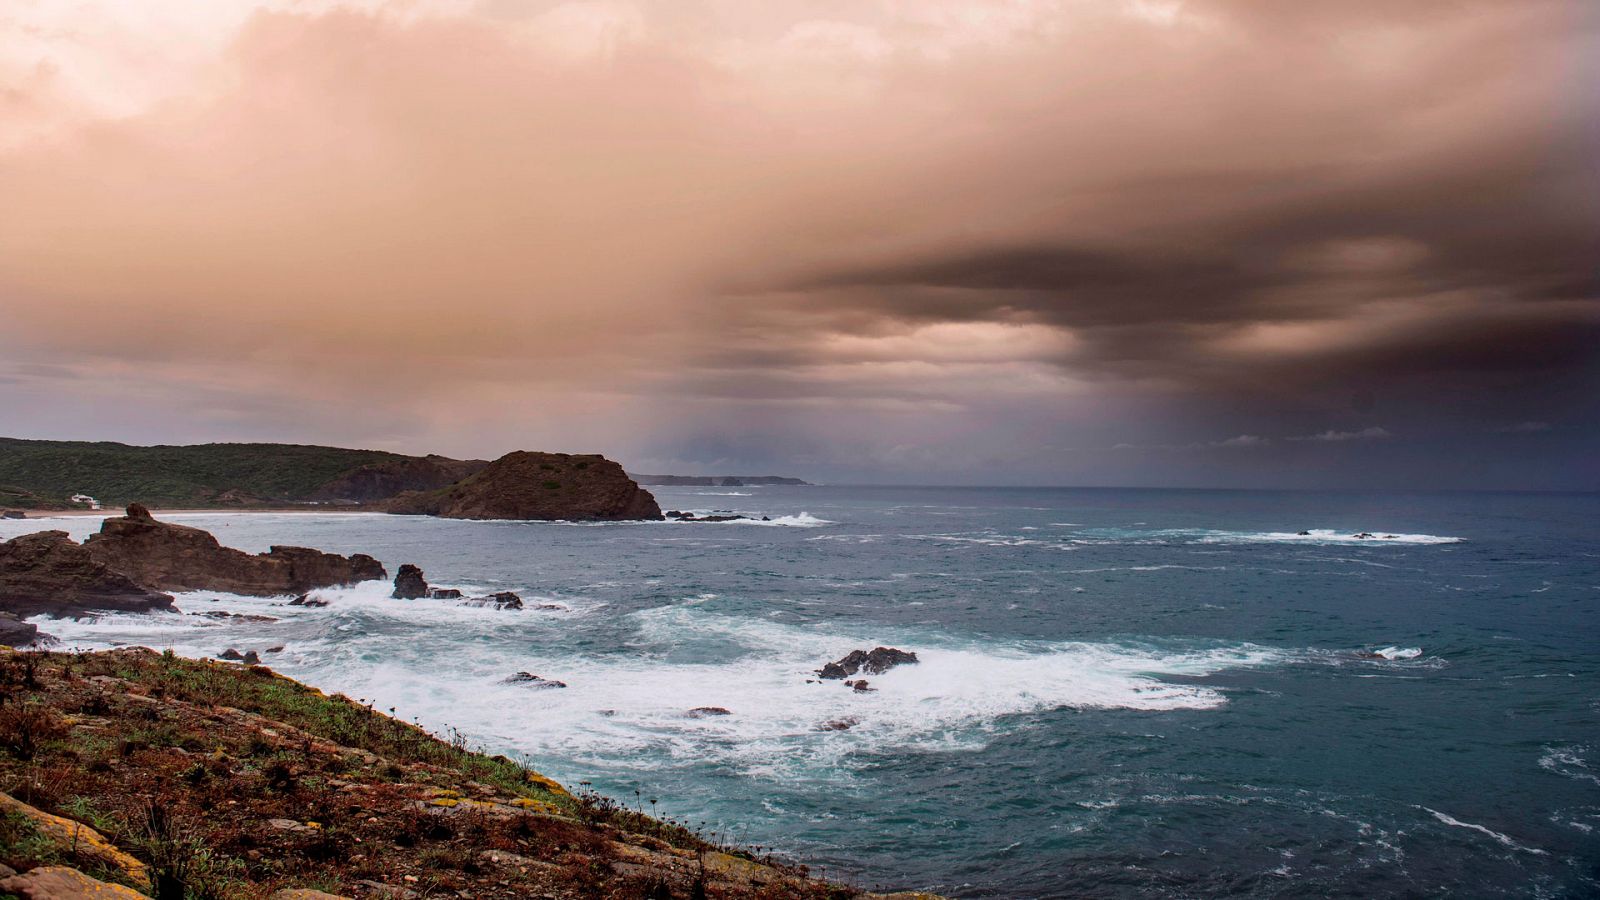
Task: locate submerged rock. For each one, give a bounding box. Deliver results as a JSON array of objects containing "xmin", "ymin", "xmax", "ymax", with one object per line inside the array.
[
  {"xmin": 686, "ymin": 707, "xmax": 732, "ymax": 718},
  {"xmin": 465, "ymin": 591, "xmax": 522, "ymax": 611},
  {"xmin": 288, "ymin": 594, "xmax": 329, "ymax": 608},
  {"xmin": 504, "ymin": 672, "xmax": 566, "ymax": 688},
  {"xmin": 0, "ymin": 529, "xmax": 175, "ymax": 618},
  {"xmin": 427, "ymin": 587, "xmax": 463, "ymax": 600},
  {"xmin": 817, "ymin": 647, "xmax": 919, "ymax": 680},
  {"xmin": 392, "ymin": 564, "xmax": 428, "ymax": 599},
  {"xmin": 83, "ymin": 505, "xmax": 384, "ymax": 597},
  {"xmin": 815, "ymin": 717, "xmax": 858, "ymax": 732},
  {"xmin": 387, "ymin": 451, "xmax": 662, "ymax": 521}
]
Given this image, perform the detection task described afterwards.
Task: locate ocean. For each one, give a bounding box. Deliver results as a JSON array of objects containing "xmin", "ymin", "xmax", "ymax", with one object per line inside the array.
[{"xmin": 7, "ymin": 486, "xmax": 1598, "ymax": 897}]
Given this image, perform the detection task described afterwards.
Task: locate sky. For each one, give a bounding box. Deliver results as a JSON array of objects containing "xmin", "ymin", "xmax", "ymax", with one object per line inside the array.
[{"xmin": 1, "ymin": 0, "xmax": 1596, "ymax": 488}]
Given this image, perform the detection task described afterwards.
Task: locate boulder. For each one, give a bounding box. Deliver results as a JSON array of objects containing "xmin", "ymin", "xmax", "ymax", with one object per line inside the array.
[
  {"xmin": 815, "ymin": 718, "xmax": 858, "ymax": 732},
  {"xmin": 82, "ymin": 506, "xmax": 384, "ymax": 597},
  {"xmin": 0, "ymin": 612, "xmax": 39, "ymax": 647},
  {"xmin": 0, "ymin": 792, "xmax": 148, "ymax": 884},
  {"xmin": 288, "ymin": 594, "xmax": 329, "ymax": 608},
  {"xmin": 0, "ymin": 866, "xmax": 148, "ymax": 900},
  {"xmin": 816, "ymin": 647, "xmax": 919, "ymax": 680},
  {"xmin": 0, "ymin": 530, "xmax": 175, "ymax": 618},
  {"xmin": 1, "ymin": 510, "xmax": 26, "ymax": 519},
  {"xmin": 388, "ymin": 451, "xmax": 662, "ymax": 521},
  {"xmin": 392, "ymin": 564, "xmax": 428, "ymax": 600},
  {"xmin": 219, "ymin": 649, "xmax": 245, "ymax": 661},
  {"xmin": 426, "ymin": 587, "xmax": 462, "ymax": 600},
  {"xmin": 464, "ymin": 591, "xmax": 522, "ymax": 611},
  {"xmin": 503, "ymin": 672, "xmax": 566, "ymax": 688}
]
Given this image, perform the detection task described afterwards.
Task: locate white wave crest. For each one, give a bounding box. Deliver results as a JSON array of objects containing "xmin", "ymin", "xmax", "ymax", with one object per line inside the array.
[
  {"xmin": 1373, "ymin": 646, "xmax": 1423, "ymax": 660},
  {"xmin": 1423, "ymin": 808, "xmax": 1548, "ymax": 855}
]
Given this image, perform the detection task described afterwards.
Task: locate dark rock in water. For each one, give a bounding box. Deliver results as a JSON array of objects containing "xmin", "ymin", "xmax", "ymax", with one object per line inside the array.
[
  {"xmin": 392, "ymin": 564, "xmax": 429, "ymax": 599},
  {"xmin": 1, "ymin": 510, "xmax": 25, "ymax": 520},
  {"xmin": 219, "ymin": 648, "xmax": 244, "ymax": 661},
  {"xmin": 463, "ymin": 591, "xmax": 522, "ymax": 610},
  {"xmin": 686, "ymin": 707, "xmax": 732, "ymax": 718},
  {"xmin": 1354, "ymin": 532, "xmax": 1374, "ymax": 539},
  {"xmin": 504, "ymin": 672, "xmax": 566, "ymax": 688},
  {"xmin": 288, "ymin": 593, "xmax": 329, "ymax": 608},
  {"xmin": 670, "ymin": 512, "xmax": 752, "ymax": 522},
  {"xmin": 817, "ymin": 647, "xmax": 919, "ymax": 680},
  {"xmin": 191, "ymin": 611, "xmax": 279, "ymax": 623},
  {"xmin": 241, "ymin": 650, "xmax": 261, "ymax": 665},
  {"xmin": 845, "ymin": 679, "xmax": 875, "ymax": 693},
  {"xmin": 816, "ymin": 717, "xmax": 858, "ymax": 731},
  {"xmin": 83, "ymin": 506, "xmax": 384, "ymax": 596},
  {"xmin": 0, "ymin": 529, "xmax": 176, "ymax": 618},
  {"xmin": 665, "ymin": 510, "xmax": 688, "ymax": 519},
  {"xmin": 387, "ymin": 451, "xmax": 662, "ymax": 521},
  {"xmin": 0, "ymin": 612, "xmax": 39, "ymax": 647},
  {"xmin": 1296, "ymin": 530, "xmax": 1311, "ymax": 536},
  {"xmin": 426, "ymin": 587, "xmax": 462, "ymax": 600},
  {"xmin": 265, "ymin": 645, "xmax": 285, "ymax": 653}
]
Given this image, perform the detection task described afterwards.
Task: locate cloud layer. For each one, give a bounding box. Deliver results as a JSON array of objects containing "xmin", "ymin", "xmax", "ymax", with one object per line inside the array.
[{"xmin": 1, "ymin": 0, "xmax": 1595, "ymax": 486}]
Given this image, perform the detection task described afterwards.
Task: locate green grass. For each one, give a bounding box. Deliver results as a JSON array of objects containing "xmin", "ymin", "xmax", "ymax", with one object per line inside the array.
[{"xmin": 0, "ymin": 438, "xmax": 407, "ymax": 508}]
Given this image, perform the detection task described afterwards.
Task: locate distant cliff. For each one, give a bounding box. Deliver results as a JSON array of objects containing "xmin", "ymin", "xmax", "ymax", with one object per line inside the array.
[
  {"xmin": 389, "ymin": 452, "xmax": 663, "ymax": 521},
  {"xmin": 632, "ymin": 474, "xmax": 810, "ymax": 486}
]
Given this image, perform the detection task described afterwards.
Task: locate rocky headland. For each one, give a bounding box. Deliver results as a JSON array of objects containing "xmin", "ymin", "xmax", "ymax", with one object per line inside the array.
[
  {"xmin": 83, "ymin": 504, "xmax": 386, "ymax": 596},
  {"xmin": 388, "ymin": 452, "xmax": 661, "ymax": 521},
  {"xmin": 0, "ymin": 647, "xmax": 935, "ymax": 899},
  {"xmin": 0, "ymin": 528, "xmax": 176, "ymax": 619}
]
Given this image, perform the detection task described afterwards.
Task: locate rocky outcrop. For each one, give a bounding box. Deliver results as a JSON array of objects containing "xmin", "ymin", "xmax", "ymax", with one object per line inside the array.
[
  {"xmin": 312, "ymin": 455, "xmax": 488, "ymax": 504},
  {"xmin": 0, "ymin": 530, "xmax": 175, "ymax": 618},
  {"xmin": 504, "ymin": 672, "xmax": 566, "ymax": 688},
  {"xmin": 0, "ymin": 866, "xmax": 149, "ymax": 900},
  {"xmin": 388, "ymin": 452, "xmax": 661, "ymax": 521},
  {"xmin": 463, "ymin": 591, "xmax": 522, "ymax": 611},
  {"xmin": 817, "ymin": 647, "xmax": 919, "ymax": 680},
  {"xmin": 83, "ymin": 505, "xmax": 385, "ymax": 597},
  {"xmin": 0, "ymin": 613, "xmax": 38, "ymax": 646},
  {"xmin": 392, "ymin": 564, "xmax": 428, "ymax": 599}
]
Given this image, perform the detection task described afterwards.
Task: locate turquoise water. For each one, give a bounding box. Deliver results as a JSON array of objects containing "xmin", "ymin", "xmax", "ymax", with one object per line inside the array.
[{"xmin": 12, "ymin": 487, "xmax": 1600, "ymax": 897}]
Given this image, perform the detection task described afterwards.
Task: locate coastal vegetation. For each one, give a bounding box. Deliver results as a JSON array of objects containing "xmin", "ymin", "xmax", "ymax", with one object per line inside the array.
[{"xmin": 0, "ymin": 647, "xmax": 918, "ymax": 899}]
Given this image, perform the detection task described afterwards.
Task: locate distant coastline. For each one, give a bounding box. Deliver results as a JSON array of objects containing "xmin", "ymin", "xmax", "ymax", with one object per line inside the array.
[{"xmin": 632, "ymin": 474, "xmax": 810, "ymax": 486}]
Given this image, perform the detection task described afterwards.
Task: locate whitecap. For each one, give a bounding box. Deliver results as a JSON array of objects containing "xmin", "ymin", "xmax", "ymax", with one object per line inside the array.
[{"xmin": 1423, "ymin": 807, "xmax": 1548, "ymax": 855}]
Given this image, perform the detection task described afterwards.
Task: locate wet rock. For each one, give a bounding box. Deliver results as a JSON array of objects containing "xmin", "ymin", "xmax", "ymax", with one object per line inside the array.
[
  {"xmin": 0, "ymin": 612, "xmax": 39, "ymax": 647},
  {"xmin": 288, "ymin": 594, "xmax": 328, "ymax": 608},
  {"xmin": 191, "ymin": 611, "xmax": 278, "ymax": 623},
  {"xmin": 845, "ymin": 679, "xmax": 875, "ymax": 693},
  {"xmin": 817, "ymin": 647, "xmax": 919, "ymax": 680},
  {"xmin": 241, "ymin": 650, "xmax": 262, "ymax": 666},
  {"xmin": 392, "ymin": 564, "xmax": 428, "ymax": 599},
  {"xmin": 504, "ymin": 672, "xmax": 566, "ymax": 688},
  {"xmin": 686, "ymin": 707, "xmax": 731, "ymax": 718},
  {"xmin": 1296, "ymin": 530, "xmax": 1311, "ymax": 536},
  {"xmin": 426, "ymin": 587, "xmax": 462, "ymax": 600},
  {"xmin": 0, "ymin": 529, "xmax": 175, "ymax": 618},
  {"xmin": 1, "ymin": 510, "xmax": 25, "ymax": 519},
  {"xmin": 816, "ymin": 717, "xmax": 858, "ymax": 732},
  {"xmin": 265, "ymin": 645, "xmax": 285, "ymax": 653},
  {"xmin": 462, "ymin": 591, "xmax": 522, "ymax": 610},
  {"xmin": 82, "ymin": 506, "xmax": 384, "ymax": 596},
  {"xmin": 219, "ymin": 649, "xmax": 245, "ymax": 661}
]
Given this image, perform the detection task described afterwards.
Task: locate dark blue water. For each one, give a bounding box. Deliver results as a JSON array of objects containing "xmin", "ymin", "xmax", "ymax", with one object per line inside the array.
[{"xmin": 20, "ymin": 487, "xmax": 1600, "ymax": 897}]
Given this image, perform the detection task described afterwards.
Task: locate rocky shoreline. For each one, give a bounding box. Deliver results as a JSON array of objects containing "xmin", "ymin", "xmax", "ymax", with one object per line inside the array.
[{"xmin": 0, "ymin": 647, "xmax": 937, "ymax": 899}]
